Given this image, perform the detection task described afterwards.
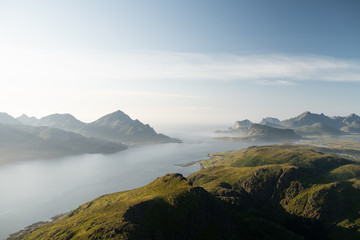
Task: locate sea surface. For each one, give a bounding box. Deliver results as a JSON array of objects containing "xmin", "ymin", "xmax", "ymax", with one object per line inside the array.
[{"xmin": 0, "ymin": 131, "xmax": 257, "ymax": 239}]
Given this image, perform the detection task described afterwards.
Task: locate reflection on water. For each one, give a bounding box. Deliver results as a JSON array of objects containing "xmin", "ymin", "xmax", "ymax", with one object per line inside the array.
[{"xmin": 0, "ymin": 133, "xmax": 255, "ymax": 239}]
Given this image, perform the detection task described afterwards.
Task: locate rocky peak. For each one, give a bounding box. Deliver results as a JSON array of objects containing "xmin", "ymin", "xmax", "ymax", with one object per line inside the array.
[{"xmin": 234, "ymin": 119, "xmax": 252, "ymax": 129}]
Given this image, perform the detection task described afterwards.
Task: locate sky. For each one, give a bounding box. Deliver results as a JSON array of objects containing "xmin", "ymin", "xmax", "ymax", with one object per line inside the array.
[{"xmin": 0, "ymin": 0, "xmax": 359, "ymax": 131}]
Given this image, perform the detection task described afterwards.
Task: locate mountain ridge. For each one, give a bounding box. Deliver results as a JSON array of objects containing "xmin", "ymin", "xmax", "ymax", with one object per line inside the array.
[
  {"xmin": 12, "ymin": 110, "xmax": 179, "ymax": 144},
  {"xmin": 220, "ymin": 112, "xmax": 360, "ymax": 138}
]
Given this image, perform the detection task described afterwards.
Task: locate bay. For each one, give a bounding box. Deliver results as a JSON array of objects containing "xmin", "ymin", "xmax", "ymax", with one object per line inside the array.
[{"xmin": 0, "ymin": 132, "xmax": 254, "ymax": 239}]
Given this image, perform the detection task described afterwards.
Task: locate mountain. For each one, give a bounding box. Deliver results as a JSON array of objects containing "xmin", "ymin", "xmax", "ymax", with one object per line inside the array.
[
  {"xmin": 9, "ymin": 174, "xmax": 302, "ymax": 240},
  {"xmin": 32, "ymin": 113, "xmax": 86, "ymax": 132},
  {"xmin": 0, "ymin": 112, "xmax": 22, "ymax": 125},
  {"xmin": 281, "ymin": 111, "xmax": 339, "ymax": 128},
  {"xmin": 280, "ymin": 111, "xmax": 360, "ymax": 133},
  {"xmin": 11, "ymin": 145, "xmax": 360, "ymax": 239},
  {"xmin": 233, "ymin": 119, "xmax": 252, "ymax": 130},
  {"xmin": 0, "ymin": 124, "xmax": 127, "ymax": 165},
  {"xmin": 244, "ymin": 124, "xmax": 302, "ymax": 142},
  {"xmin": 77, "ymin": 110, "xmax": 180, "ymax": 144},
  {"xmin": 341, "ymin": 114, "xmax": 360, "ymax": 133},
  {"xmin": 191, "ymin": 145, "xmax": 360, "ymax": 239},
  {"xmin": 17, "ymin": 114, "xmax": 38, "ymax": 125},
  {"xmin": 295, "ymin": 123, "xmax": 346, "ymax": 136},
  {"xmin": 224, "ymin": 112, "xmax": 360, "ymax": 136},
  {"xmin": 259, "ymin": 117, "xmax": 283, "ymax": 128}
]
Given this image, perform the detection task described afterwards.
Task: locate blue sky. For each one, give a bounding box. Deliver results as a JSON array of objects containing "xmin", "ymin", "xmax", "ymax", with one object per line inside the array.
[{"xmin": 0, "ymin": 0, "xmax": 359, "ymax": 130}]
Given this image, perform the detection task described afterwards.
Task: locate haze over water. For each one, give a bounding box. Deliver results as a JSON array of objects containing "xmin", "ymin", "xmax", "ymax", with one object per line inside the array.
[{"xmin": 0, "ymin": 131, "xmax": 255, "ymax": 239}]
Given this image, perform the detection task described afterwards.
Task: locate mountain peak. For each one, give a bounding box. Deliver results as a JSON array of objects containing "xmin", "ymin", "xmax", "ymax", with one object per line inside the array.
[
  {"xmin": 0, "ymin": 112, "xmax": 21, "ymax": 125},
  {"xmin": 34, "ymin": 113, "xmax": 86, "ymax": 131},
  {"xmin": 17, "ymin": 114, "xmax": 38, "ymax": 125},
  {"xmin": 93, "ymin": 110, "xmax": 133, "ymax": 126},
  {"xmin": 233, "ymin": 119, "xmax": 252, "ymax": 129}
]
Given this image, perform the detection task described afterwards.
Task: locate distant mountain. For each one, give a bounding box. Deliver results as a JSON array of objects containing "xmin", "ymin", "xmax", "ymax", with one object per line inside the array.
[
  {"xmin": 77, "ymin": 110, "xmax": 180, "ymax": 144},
  {"xmin": 0, "ymin": 112, "xmax": 21, "ymax": 125},
  {"xmin": 341, "ymin": 114, "xmax": 360, "ymax": 133},
  {"xmin": 17, "ymin": 114, "xmax": 38, "ymax": 125},
  {"xmin": 281, "ymin": 111, "xmax": 338, "ymax": 128},
  {"xmin": 233, "ymin": 119, "xmax": 252, "ymax": 129},
  {"xmin": 295, "ymin": 122, "xmax": 346, "ymax": 136},
  {"xmin": 244, "ymin": 124, "xmax": 302, "ymax": 142},
  {"xmin": 0, "ymin": 124, "xmax": 127, "ymax": 165},
  {"xmin": 32, "ymin": 113, "xmax": 86, "ymax": 132},
  {"xmin": 280, "ymin": 111, "xmax": 360, "ymax": 134},
  {"xmin": 259, "ymin": 117, "xmax": 283, "ymax": 128},
  {"xmin": 15, "ymin": 110, "xmax": 179, "ymax": 144}
]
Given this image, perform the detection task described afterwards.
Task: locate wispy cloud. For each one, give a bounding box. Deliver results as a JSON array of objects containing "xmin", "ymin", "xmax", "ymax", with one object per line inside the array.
[{"xmin": 0, "ymin": 48, "xmax": 359, "ymax": 85}]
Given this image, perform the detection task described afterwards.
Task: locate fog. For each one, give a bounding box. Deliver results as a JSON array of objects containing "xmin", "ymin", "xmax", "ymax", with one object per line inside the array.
[{"xmin": 0, "ymin": 131, "xmax": 255, "ymax": 239}]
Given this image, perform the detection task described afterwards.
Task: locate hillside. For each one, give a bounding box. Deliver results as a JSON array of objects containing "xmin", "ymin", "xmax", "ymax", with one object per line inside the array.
[
  {"xmin": 0, "ymin": 124, "xmax": 127, "ymax": 165},
  {"xmin": 8, "ymin": 173, "xmax": 301, "ymax": 240},
  {"xmin": 10, "ymin": 144, "xmax": 360, "ymax": 239}
]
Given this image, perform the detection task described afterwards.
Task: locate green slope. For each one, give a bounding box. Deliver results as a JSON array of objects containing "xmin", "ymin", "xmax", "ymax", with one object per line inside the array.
[
  {"xmin": 9, "ymin": 173, "xmax": 300, "ymax": 240},
  {"xmin": 10, "ymin": 144, "xmax": 360, "ymax": 239}
]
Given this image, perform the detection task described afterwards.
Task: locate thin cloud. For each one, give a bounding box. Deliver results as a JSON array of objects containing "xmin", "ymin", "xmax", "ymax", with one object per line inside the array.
[{"xmin": 0, "ymin": 48, "xmax": 359, "ymax": 84}]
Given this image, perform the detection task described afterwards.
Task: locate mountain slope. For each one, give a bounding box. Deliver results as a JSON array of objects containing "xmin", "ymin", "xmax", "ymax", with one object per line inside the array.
[
  {"xmin": 281, "ymin": 111, "xmax": 338, "ymax": 128},
  {"xmin": 12, "ymin": 145, "xmax": 360, "ymax": 239},
  {"xmin": 0, "ymin": 112, "xmax": 22, "ymax": 125},
  {"xmin": 245, "ymin": 124, "xmax": 302, "ymax": 142},
  {"xmin": 341, "ymin": 114, "xmax": 360, "ymax": 133},
  {"xmin": 295, "ymin": 123, "xmax": 346, "ymax": 136},
  {"xmin": 189, "ymin": 145, "xmax": 360, "ymax": 239},
  {"xmin": 8, "ymin": 173, "xmax": 301, "ymax": 240},
  {"xmin": 0, "ymin": 124, "xmax": 127, "ymax": 165},
  {"xmin": 77, "ymin": 110, "xmax": 180, "ymax": 144},
  {"xmin": 32, "ymin": 113, "xmax": 86, "ymax": 132}
]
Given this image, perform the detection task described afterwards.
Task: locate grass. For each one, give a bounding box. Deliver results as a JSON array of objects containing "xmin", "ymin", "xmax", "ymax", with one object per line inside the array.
[
  {"xmin": 11, "ymin": 174, "xmax": 192, "ymax": 239},
  {"xmin": 11, "ymin": 144, "xmax": 360, "ymax": 240}
]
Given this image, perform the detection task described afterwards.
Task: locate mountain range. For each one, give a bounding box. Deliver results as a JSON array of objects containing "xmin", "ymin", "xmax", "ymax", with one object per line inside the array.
[
  {"xmin": 15, "ymin": 110, "xmax": 179, "ymax": 144},
  {"xmin": 224, "ymin": 111, "xmax": 360, "ymax": 139},
  {"xmin": 0, "ymin": 124, "xmax": 127, "ymax": 165},
  {"xmin": 0, "ymin": 110, "xmax": 179, "ymax": 164},
  {"xmin": 10, "ymin": 144, "xmax": 360, "ymax": 239}
]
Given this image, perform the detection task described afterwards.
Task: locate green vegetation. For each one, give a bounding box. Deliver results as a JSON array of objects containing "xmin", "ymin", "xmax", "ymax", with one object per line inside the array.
[{"xmin": 10, "ymin": 144, "xmax": 360, "ymax": 239}]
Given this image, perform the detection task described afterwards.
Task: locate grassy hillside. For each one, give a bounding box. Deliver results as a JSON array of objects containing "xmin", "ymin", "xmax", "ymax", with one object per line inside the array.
[
  {"xmin": 8, "ymin": 174, "xmax": 300, "ymax": 240},
  {"xmin": 9, "ymin": 144, "xmax": 360, "ymax": 239},
  {"xmin": 190, "ymin": 145, "xmax": 360, "ymax": 238}
]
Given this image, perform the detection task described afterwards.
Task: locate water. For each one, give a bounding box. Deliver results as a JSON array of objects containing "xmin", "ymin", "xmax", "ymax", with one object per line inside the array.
[{"xmin": 0, "ymin": 132, "xmax": 254, "ymax": 239}]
